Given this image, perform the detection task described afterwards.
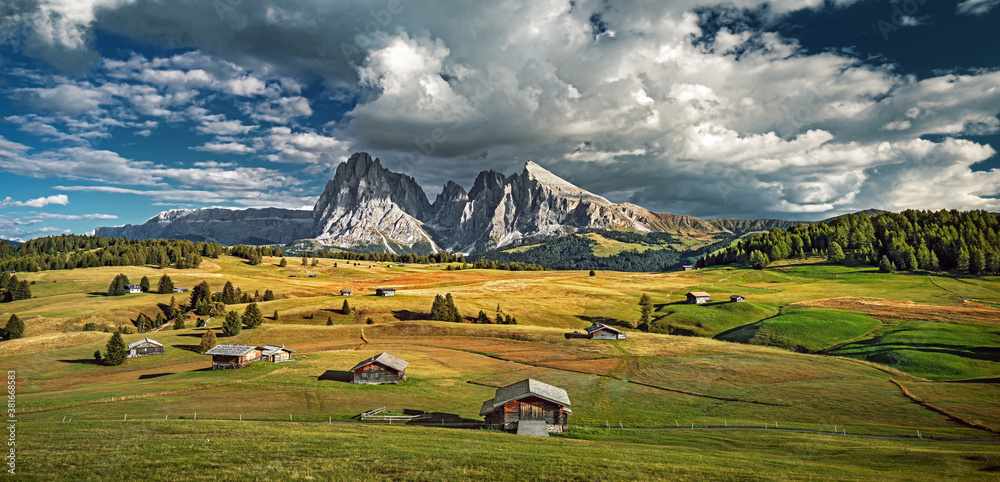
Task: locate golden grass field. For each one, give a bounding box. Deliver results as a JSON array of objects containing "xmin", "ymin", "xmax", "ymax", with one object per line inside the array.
[{"xmin": 1, "ymin": 255, "xmax": 998, "ymax": 478}]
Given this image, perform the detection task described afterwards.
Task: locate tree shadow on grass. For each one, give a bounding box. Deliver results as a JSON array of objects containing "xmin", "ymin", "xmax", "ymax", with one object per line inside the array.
[
  {"xmin": 57, "ymin": 359, "xmax": 102, "ymax": 365},
  {"xmin": 318, "ymin": 370, "xmax": 353, "ymax": 382},
  {"xmin": 170, "ymin": 344, "xmax": 202, "ymax": 353},
  {"xmin": 577, "ymin": 315, "xmax": 630, "ymax": 329},
  {"xmin": 392, "ymin": 310, "xmax": 427, "ymax": 321},
  {"xmin": 402, "ymin": 409, "xmax": 483, "ymax": 428},
  {"xmin": 138, "ymin": 373, "xmax": 174, "ymax": 380}
]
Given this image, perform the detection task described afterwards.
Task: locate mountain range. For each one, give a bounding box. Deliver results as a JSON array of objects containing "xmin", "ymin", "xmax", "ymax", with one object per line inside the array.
[{"xmin": 96, "ymin": 152, "xmax": 817, "ymax": 254}]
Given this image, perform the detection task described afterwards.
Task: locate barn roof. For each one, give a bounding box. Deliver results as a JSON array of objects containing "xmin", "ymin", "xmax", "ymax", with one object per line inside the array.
[
  {"xmin": 584, "ymin": 323, "xmax": 624, "ymax": 335},
  {"xmin": 376, "ymin": 287, "xmax": 396, "ymax": 292},
  {"xmin": 351, "ymin": 352, "xmax": 408, "ymax": 372},
  {"xmin": 479, "ymin": 378, "xmax": 572, "ymax": 416},
  {"xmin": 127, "ymin": 338, "xmax": 162, "ymax": 349},
  {"xmin": 205, "ymin": 344, "xmax": 260, "ymax": 356},
  {"xmin": 687, "ymin": 291, "xmax": 711, "ymax": 297},
  {"xmin": 261, "ymin": 344, "xmax": 295, "ymax": 356}
]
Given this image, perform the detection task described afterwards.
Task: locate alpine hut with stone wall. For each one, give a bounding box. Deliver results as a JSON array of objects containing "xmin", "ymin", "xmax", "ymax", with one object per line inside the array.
[
  {"xmin": 350, "ymin": 352, "xmax": 408, "ymax": 385},
  {"xmin": 480, "ymin": 378, "xmax": 572, "ymax": 436},
  {"xmin": 127, "ymin": 338, "xmax": 164, "ymax": 358},
  {"xmin": 205, "ymin": 344, "xmax": 263, "ymax": 370}
]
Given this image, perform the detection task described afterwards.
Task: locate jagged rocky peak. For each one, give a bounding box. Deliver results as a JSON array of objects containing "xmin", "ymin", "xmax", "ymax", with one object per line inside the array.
[
  {"xmin": 314, "ymin": 152, "xmax": 432, "ymax": 224},
  {"xmin": 520, "ymin": 161, "xmax": 611, "ymax": 204}
]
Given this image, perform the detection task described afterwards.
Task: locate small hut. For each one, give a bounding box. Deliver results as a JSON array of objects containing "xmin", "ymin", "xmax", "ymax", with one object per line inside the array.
[
  {"xmin": 479, "ymin": 379, "xmax": 571, "ymax": 436},
  {"xmin": 730, "ymin": 295, "xmax": 746, "ymax": 303},
  {"xmin": 350, "ymin": 352, "xmax": 408, "ymax": 384},
  {"xmin": 375, "ymin": 288, "xmax": 396, "ymax": 297},
  {"xmin": 126, "ymin": 284, "xmax": 142, "ymax": 294},
  {"xmin": 127, "ymin": 338, "xmax": 164, "ymax": 358},
  {"xmin": 341, "ymin": 289, "xmax": 353, "ymax": 296},
  {"xmin": 584, "ymin": 323, "xmax": 626, "ymax": 340},
  {"xmin": 261, "ymin": 345, "xmax": 294, "ymax": 363},
  {"xmin": 686, "ymin": 291, "xmax": 711, "ymax": 304},
  {"xmin": 205, "ymin": 344, "xmax": 263, "ymax": 370},
  {"xmin": 681, "ymin": 265, "xmax": 694, "ymax": 271}
]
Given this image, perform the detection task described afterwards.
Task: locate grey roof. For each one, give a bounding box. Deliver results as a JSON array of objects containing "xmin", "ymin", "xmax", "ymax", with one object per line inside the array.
[
  {"xmin": 376, "ymin": 287, "xmax": 395, "ymax": 292},
  {"xmin": 205, "ymin": 344, "xmax": 260, "ymax": 356},
  {"xmin": 261, "ymin": 344, "xmax": 294, "ymax": 356},
  {"xmin": 350, "ymin": 352, "xmax": 408, "ymax": 372},
  {"xmin": 126, "ymin": 284, "xmax": 141, "ymax": 289},
  {"xmin": 584, "ymin": 323, "xmax": 624, "ymax": 335},
  {"xmin": 479, "ymin": 378, "xmax": 572, "ymax": 416},
  {"xmin": 341, "ymin": 289, "xmax": 353, "ymax": 292},
  {"xmin": 730, "ymin": 294, "xmax": 745, "ymax": 299},
  {"xmin": 127, "ymin": 338, "xmax": 162, "ymax": 349},
  {"xmin": 687, "ymin": 291, "xmax": 711, "ymax": 298}
]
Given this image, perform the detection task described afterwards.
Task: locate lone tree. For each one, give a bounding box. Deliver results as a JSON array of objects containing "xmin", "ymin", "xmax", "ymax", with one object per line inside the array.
[
  {"xmin": 638, "ymin": 293, "xmax": 653, "ymax": 328},
  {"xmin": 104, "ymin": 331, "xmax": 128, "ymax": 366},
  {"xmin": 477, "ymin": 310, "xmax": 490, "ymax": 324},
  {"xmin": 827, "ymin": 242, "xmax": 846, "ymax": 263},
  {"xmin": 139, "ymin": 276, "xmax": 151, "ymax": 293},
  {"xmin": 879, "ymin": 255, "xmax": 896, "ymax": 273},
  {"xmin": 222, "ymin": 311, "xmax": 242, "ymax": 336},
  {"xmin": 108, "ymin": 274, "xmax": 130, "ymax": 296},
  {"xmin": 444, "ymin": 293, "xmax": 461, "ymax": 323},
  {"xmin": 197, "ymin": 329, "xmax": 217, "ymax": 354},
  {"xmin": 326, "ymin": 316, "xmax": 333, "ymax": 326},
  {"xmin": 431, "ymin": 294, "xmax": 447, "ymax": 321},
  {"xmin": 221, "ymin": 280, "xmax": 237, "ymax": 305},
  {"xmin": 190, "ymin": 281, "xmax": 211, "ymax": 307},
  {"xmin": 272, "ymin": 310, "xmax": 279, "ymax": 321},
  {"xmin": 242, "ymin": 302, "xmax": 264, "ymax": 328},
  {"xmin": 279, "ymin": 258, "xmax": 287, "ymax": 267},
  {"xmin": 341, "ymin": 299, "xmax": 351, "ymax": 315},
  {"xmin": 173, "ymin": 312, "xmax": 185, "ymax": 330},
  {"xmin": 135, "ymin": 313, "xmax": 153, "ymax": 333},
  {"xmin": 2, "ymin": 314, "xmax": 25, "ymax": 340},
  {"xmin": 157, "ymin": 274, "xmax": 174, "ymax": 294},
  {"xmin": 589, "ymin": 270, "xmax": 596, "ymax": 277}
]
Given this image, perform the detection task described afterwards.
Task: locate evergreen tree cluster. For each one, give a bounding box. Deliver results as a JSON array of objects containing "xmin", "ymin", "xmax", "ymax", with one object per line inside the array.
[
  {"xmin": 1, "ymin": 314, "xmax": 25, "ymax": 340},
  {"xmin": 474, "ymin": 234, "xmax": 684, "ymax": 271},
  {"xmin": 0, "ymin": 273, "xmax": 32, "ymax": 303},
  {"xmin": 698, "ymin": 210, "xmax": 1000, "ymax": 275},
  {"xmin": 228, "ymin": 245, "xmax": 283, "ymax": 265},
  {"xmin": 107, "ymin": 274, "xmax": 131, "ymax": 296},
  {"xmin": 0, "ymin": 235, "xmax": 220, "ymax": 272},
  {"xmin": 430, "ymin": 293, "xmax": 462, "ymax": 322}
]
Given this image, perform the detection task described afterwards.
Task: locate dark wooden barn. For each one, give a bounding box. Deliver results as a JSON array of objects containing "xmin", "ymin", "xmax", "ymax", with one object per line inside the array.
[
  {"xmin": 686, "ymin": 291, "xmax": 711, "ymax": 304},
  {"xmin": 730, "ymin": 295, "xmax": 746, "ymax": 302},
  {"xmin": 261, "ymin": 345, "xmax": 294, "ymax": 363},
  {"xmin": 480, "ymin": 378, "xmax": 572, "ymax": 436},
  {"xmin": 205, "ymin": 344, "xmax": 263, "ymax": 370},
  {"xmin": 584, "ymin": 323, "xmax": 626, "ymax": 340},
  {"xmin": 350, "ymin": 352, "xmax": 408, "ymax": 384},
  {"xmin": 375, "ymin": 288, "xmax": 396, "ymax": 297},
  {"xmin": 127, "ymin": 338, "xmax": 164, "ymax": 358}
]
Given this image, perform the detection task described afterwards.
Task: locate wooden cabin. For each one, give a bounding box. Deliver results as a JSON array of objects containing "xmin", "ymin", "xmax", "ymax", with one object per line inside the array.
[
  {"xmin": 350, "ymin": 352, "xmax": 408, "ymax": 384},
  {"xmin": 126, "ymin": 284, "xmax": 142, "ymax": 294},
  {"xmin": 341, "ymin": 289, "xmax": 353, "ymax": 296},
  {"xmin": 584, "ymin": 323, "xmax": 626, "ymax": 340},
  {"xmin": 686, "ymin": 291, "xmax": 711, "ymax": 304},
  {"xmin": 375, "ymin": 288, "xmax": 396, "ymax": 297},
  {"xmin": 480, "ymin": 379, "xmax": 572, "ymax": 436},
  {"xmin": 205, "ymin": 344, "xmax": 263, "ymax": 370},
  {"xmin": 730, "ymin": 295, "xmax": 746, "ymax": 303},
  {"xmin": 682, "ymin": 265, "xmax": 694, "ymax": 271},
  {"xmin": 261, "ymin": 345, "xmax": 294, "ymax": 363},
  {"xmin": 127, "ymin": 338, "xmax": 164, "ymax": 358}
]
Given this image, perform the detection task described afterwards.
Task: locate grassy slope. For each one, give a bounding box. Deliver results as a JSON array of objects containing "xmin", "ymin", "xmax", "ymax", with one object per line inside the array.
[{"xmin": 716, "ymin": 307, "xmax": 882, "ymax": 352}]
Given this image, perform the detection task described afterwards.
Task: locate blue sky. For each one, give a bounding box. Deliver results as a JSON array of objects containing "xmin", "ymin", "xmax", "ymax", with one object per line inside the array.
[{"xmin": 1, "ymin": 0, "xmax": 999, "ymax": 241}]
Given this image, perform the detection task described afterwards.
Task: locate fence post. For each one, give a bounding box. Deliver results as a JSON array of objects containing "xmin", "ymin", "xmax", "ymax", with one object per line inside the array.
[
  {"xmin": 724, "ymin": 420, "xmax": 727, "ymax": 427},
  {"xmin": 195, "ymin": 412, "xmax": 197, "ymax": 420},
  {"xmin": 124, "ymin": 414, "xmax": 127, "ymax": 421}
]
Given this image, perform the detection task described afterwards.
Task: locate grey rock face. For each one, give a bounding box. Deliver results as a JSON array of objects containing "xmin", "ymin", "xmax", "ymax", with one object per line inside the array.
[{"xmin": 95, "ymin": 208, "xmax": 313, "ymax": 245}]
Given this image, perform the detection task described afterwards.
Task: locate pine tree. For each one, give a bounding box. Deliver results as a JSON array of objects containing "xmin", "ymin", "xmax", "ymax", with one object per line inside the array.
[
  {"xmin": 190, "ymin": 281, "xmax": 211, "ymax": 306},
  {"xmin": 906, "ymin": 250, "xmax": 919, "ymax": 272},
  {"xmin": 749, "ymin": 251, "xmax": 770, "ymax": 270},
  {"xmin": 242, "ymin": 302, "xmax": 264, "ymax": 328},
  {"xmin": 221, "ymin": 280, "xmax": 236, "ymax": 304},
  {"xmin": 638, "ymin": 293, "xmax": 652, "ymax": 328},
  {"xmin": 279, "ymin": 258, "xmax": 287, "ymax": 267},
  {"xmin": 506, "ymin": 315, "xmax": 514, "ymax": 325},
  {"xmin": 263, "ymin": 289, "xmax": 275, "ymax": 301},
  {"xmin": 326, "ymin": 316, "xmax": 333, "ymax": 326},
  {"xmin": 157, "ymin": 274, "xmax": 174, "ymax": 294},
  {"xmin": 0, "ymin": 271, "xmax": 10, "ymax": 290},
  {"xmin": 155, "ymin": 312, "xmax": 165, "ymax": 328},
  {"xmin": 222, "ymin": 311, "xmax": 242, "ymax": 336},
  {"xmin": 879, "ymin": 255, "xmax": 896, "ymax": 273},
  {"xmin": 139, "ymin": 276, "xmax": 150, "ymax": 293},
  {"xmin": 970, "ymin": 248, "xmax": 985, "ymax": 275},
  {"xmin": 430, "ymin": 294, "xmax": 447, "ymax": 321},
  {"xmin": 827, "ymin": 242, "xmax": 846, "ymax": 263},
  {"xmin": 928, "ymin": 251, "xmax": 940, "ymax": 271},
  {"xmin": 496, "ymin": 305, "xmax": 503, "ymax": 325},
  {"xmin": 135, "ymin": 313, "xmax": 152, "ymax": 333},
  {"xmin": 197, "ymin": 329, "xmax": 217, "ymax": 354},
  {"xmin": 108, "ymin": 273, "xmax": 129, "ymax": 296},
  {"xmin": 173, "ymin": 313, "xmax": 185, "ymax": 330},
  {"xmin": 273, "ymin": 310, "xmax": 279, "ymax": 321},
  {"xmin": 366, "ymin": 317, "xmax": 374, "ymax": 325},
  {"xmin": 104, "ymin": 331, "xmax": 128, "ymax": 366},
  {"xmin": 477, "ymin": 310, "xmax": 490, "ymax": 324},
  {"xmin": 957, "ymin": 248, "xmax": 970, "ymax": 273},
  {"xmin": 341, "ymin": 299, "xmax": 351, "ymax": 315},
  {"xmin": 589, "ymin": 270, "xmax": 596, "ymax": 277},
  {"xmin": 3, "ymin": 314, "xmax": 24, "ymax": 340},
  {"xmin": 311, "ymin": 258, "xmax": 319, "ymax": 267},
  {"xmin": 444, "ymin": 293, "xmax": 461, "ymax": 322},
  {"xmin": 93, "ymin": 350, "xmax": 102, "ymax": 361},
  {"xmin": 168, "ymin": 296, "xmax": 177, "ymax": 317}
]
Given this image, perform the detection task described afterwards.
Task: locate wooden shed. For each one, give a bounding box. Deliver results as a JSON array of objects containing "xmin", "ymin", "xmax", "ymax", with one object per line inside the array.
[
  {"xmin": 584, "ymin": 323, "xmax": 626, "ymax": 340},
  {"xmin": 480, "ymin": 378, "xmax": 572, "ymax": 436},
  {"xmin": 350, "ymin": 352, "xmax": 408, "ymax": 384},
  {"xmin": 127, "ymin": 338, "xmax": 164, "ymax": 358},
  {"xmin": 261, "ymin": 345, "xmax": 294, "ymax": 363},
  {"xmin": 730, "ymin": 295, "xmax": 746, "ymax": 303},
  {"xmin": 341, "ymin": 289, "xmax": 353, "ymax": 296},
  {"xmin": 375, "ymin": 288, "xmax": 396, "ymax": 297},
  {"xmin": 686, "ymin": 291, "xmax": 711, "ymax": 304},
  {"xmin": 682, "ymin": 265, "xmax": 694, "ymax": 271},
  {"xmin": 205, "ymin": 344, "xmax": 263, "ymax": 370}
]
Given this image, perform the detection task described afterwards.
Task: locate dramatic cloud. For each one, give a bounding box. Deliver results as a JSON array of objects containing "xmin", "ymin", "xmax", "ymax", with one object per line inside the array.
[
  {"xmin": 957, "ymin": 0, "xmax": 1000, "ymax": 15},
  {"xmin": 0, "ymin": 194, "xmax": 70, "ymax": 208}
]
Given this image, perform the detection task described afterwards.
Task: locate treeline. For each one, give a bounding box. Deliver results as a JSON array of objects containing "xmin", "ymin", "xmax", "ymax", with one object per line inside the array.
[
  {"xmin": 0, "ymin": 235, "xmax": 223, "ymax": 272},
  {"xmin": 699, "ymin": 210, "xmax": 1000, "ymax": 274},
  {"xmin": 228, "ymin": 245, "xmax": 284, "ymax": 265},
  {"xmin": 0, "ymin": 272, "xmax": 31, "ymax": 303},
  {"xmin": 315, "ymin": 250, "xmax": 468, "ymax": 265},
  {"xmin": 475, "ymin": 234, "xmax": 683, "ymax": 271}
]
